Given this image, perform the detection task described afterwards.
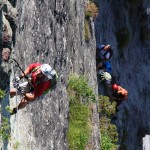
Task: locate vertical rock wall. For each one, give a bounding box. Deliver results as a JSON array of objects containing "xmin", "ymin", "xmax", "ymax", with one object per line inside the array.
[
  {"xmin": 95, "ymin": 0, "xmax": 150, "ymax": 149},
  {"xmin": 0, "ymin": 0, "xmax": 100, "ymax": 150}
]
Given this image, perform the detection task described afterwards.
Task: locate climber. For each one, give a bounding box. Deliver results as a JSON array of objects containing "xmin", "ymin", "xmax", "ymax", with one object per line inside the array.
[
  {"xmin": 10, "ymin": 63, "xmax": 57, "ymax": 115},
  {"xmin": 111, "ymin": 84, "xmax": 128, "ymax": 112},
  {"xmin": 96, "ymin": 44, "xmax": 113, "ymax": 61},
  {"xmin": 97, "ymin": 61, "xmax": 112, "ymax": 73},
  {"xmin": 97, "ymin": 61, "xmax": 112, "ymax": 85}
]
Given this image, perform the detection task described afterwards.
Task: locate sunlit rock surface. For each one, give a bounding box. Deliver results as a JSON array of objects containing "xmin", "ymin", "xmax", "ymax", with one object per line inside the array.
[{"xmin": 1, "ymin": 0, "xmax": 100, "ymax": 150}]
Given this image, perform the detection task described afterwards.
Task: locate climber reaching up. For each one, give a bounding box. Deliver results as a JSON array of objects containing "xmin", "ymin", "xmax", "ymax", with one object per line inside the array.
[
  {"xmin": 10, "ymin": 62, "xmax": 57, "ymax": 115},
  {"xmin": 96, "ymin": 44, "xmax": 113, "ymax": 62},
  {"xmin": 111, "ymin": 84, "xmax": 128, "ymax": 112}
]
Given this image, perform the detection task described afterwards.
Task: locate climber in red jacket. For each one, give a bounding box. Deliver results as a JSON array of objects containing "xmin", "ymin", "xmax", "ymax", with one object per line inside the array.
[
  {"xmin": 10, "ymin": 63, "xmax": 57, "ymax": 115},
  {"xmin": 111, "ymin": 84, "xmax": 128, "ymax": 112}
]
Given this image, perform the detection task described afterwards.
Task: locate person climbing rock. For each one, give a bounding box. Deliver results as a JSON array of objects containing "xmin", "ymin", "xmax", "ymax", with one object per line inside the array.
[
  {"xmin": 97, "ymin": 61, "xmax": 112, "ymax": 86},
  {"xmin": 10, "ymin": 63, "xmax": 57, "ymax": 115},
  {"xmin": 111, "ymin": 84, "xmax": 128, "ymax": 112},
  {"xmin": 96, "ymin": 44, "xmax": 113, "ymax": 73},
  {"xmin": 97, "ymin": 61, "xmax": 112, "ymax": 73},
  {"xmin": 96, "ymin": 44, "xmax": 113, "ymax": 62}
]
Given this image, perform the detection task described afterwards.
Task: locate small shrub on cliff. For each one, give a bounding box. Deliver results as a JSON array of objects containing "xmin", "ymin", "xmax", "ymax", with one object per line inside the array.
[
  {"xmin": 99, "ymin": 95, "xmax": 116, "ymax": 117},
  {"xmin": 67, "ymin": 75, "xmax": 96, "ymax": 103},
  {"xmin": 0, "ymin": 91, "xmax": 11, "ymax": 142},
  {"xmin": 0, "ymin": 117, "xmax": 11, "ymax": 141},
  {"xmin": 99, "ymin": 95, "xmax": 118, "ymax": 150},
  {"xmin": 0, "ymin": 89, "xmax": 5, "ymax": 98},
  {"xmin": 67, "ymin": 75, "xmax": 96, "ymax": 150},
  {"xmin": 84, "ymin": 1, "xmax": 98, "ymax": 41},
  {"xmin": 13, "ymin": 141, "xmax": 21, "ymax": 150},
  {"xmin": 85, "ymin": 1, "xmax": 98, "ymax": 19}
]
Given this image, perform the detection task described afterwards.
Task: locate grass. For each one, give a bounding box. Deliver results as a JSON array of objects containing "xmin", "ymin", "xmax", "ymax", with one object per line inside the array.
[
  {"xmin": 67, "ymin": 75, "xmax": 96, "ymax": 150},
  {"xmin": 99, "ymin": 96, "xmax": 118, "ymax": 150},
  {"xmin": 67, "ymin": 103, "xmax": 90, "ymax": 150}
]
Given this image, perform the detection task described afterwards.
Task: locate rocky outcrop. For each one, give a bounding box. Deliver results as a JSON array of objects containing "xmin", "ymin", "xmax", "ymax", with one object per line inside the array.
[
  {"xmin": 1, "ymin": 0, "xmax": 100, "ymax": 150},
  {"xmin": 95, "ymin": 0, "xmax": 150, "ymax": 149}
]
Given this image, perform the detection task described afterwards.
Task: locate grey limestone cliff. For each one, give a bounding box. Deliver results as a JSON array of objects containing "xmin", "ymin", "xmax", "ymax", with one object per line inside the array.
[
  {"xmin": 0, "ymin": 0, "xmax": 100, "ymax": 150},
  {"xmin": 95, "ymin": 0, "xmax": 150, "ymax": 149}
]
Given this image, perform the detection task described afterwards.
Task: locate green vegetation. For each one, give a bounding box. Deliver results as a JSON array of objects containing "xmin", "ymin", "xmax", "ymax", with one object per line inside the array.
[
  {"xmin": 0, "ymin": 89, "xmax": 5, "ymax": 98},
  {"xmin": 0, "ymin": 117, "xmax": 11, "ymax": 141},
  {"xmin": 84, "ymin": 20, "xmax": 91, "ymax": 42},
  {"xmin": 0, "ymin": 91, "xmax": 11, "ymax": 141},
  {"xmin": 99, "ymin": 96, "xmax": 118, "ymax": 150},
  {"xmin": 85, "ymin": 1, "xmax": 98, "ymax": 19},
  {"xmin": 116, "ymin": 28, "xmax": 130, "ymax": 50},
  {"xmin": 67, "ymin": 75, "xmax": 96, "ymax": 103},
  {"xmin": 13, "ymin": 141, "xmax": 21, "ymax": 150},
  {"xmin": 84, "ymin": 1, "xmax": 98, "ymax": 41},
  {"xmin": 67, "ymin": 75, "xmax": 96, "ymax": 150}
]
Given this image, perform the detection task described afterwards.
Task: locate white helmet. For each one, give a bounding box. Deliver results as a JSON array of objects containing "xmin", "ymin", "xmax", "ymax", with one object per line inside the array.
[{"xmin": 41, "ymin": 64, "xmax": 56, "ymax": 79}]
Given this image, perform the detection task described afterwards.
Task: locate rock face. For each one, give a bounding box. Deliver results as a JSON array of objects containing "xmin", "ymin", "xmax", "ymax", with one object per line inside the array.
[
  {"xmin": 1, "ymin": 0, "xmax": 100, "ymax": 150},
  {"xmin": 95, "ymin": 0, "xmax": 150, "ymax": 149}
]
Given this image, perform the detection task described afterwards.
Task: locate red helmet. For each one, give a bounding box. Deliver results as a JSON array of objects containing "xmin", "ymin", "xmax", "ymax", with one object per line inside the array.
[{"xmin": 112, "ymin": 84, "xmax": 119, "ymax": 91}]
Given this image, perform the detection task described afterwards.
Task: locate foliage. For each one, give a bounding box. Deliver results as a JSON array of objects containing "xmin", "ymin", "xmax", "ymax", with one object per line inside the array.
[
  {"xmin": 101, "ymin": 132, "xmax": 118, "ymax": 150},
  {"xmin": 0, "ymin": 89, "xmax": 5, "ymax": 98},
  {"xmin": 85, "ymin": 1, "xmax": 98, "ymax": 19},
  {"xmin": 67, "ymin": 75, "xmax": 96, "ymax": 150},
  {"xmin": 99, "ymin": 95, "xmax": 116, "ymax": 117},
  {"xmin": 0, "ymin": 105, "xmax": 12, "ymax": 142},
  {"xmin": 13, "ymin": 141, "xmax": 21, "ymax": 150},
  {"xmin": 84, "ymin": 20, "xmax": 91, "ymax": 42},
  {"xmin": 67, "ymin": 103, "xmax": 90, "ymax": 150},
  {"xmin": 116, "ymin": 28, "xmax": 130, "ymax": 50},
  {"xmin": 68, "ymin": 75, "xmax": 96, "ymax": 103},
  {"xmin": 99, "ymin": 95, "xmax": 118, "ymax": 150},
  {"xmin": 5, "ymin": 105, "xmax": 13, "ymax": 113},
  {"xmin": 84, "ymin": 1, "xmax": 98, "ymax": 41},
  {"xmin": 0, "ymin": 90, "xmax": 10, "ymax": 141},
  {"xmin": 0, "ymin": 117, "xmax": 11, "ymax": 141}
]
